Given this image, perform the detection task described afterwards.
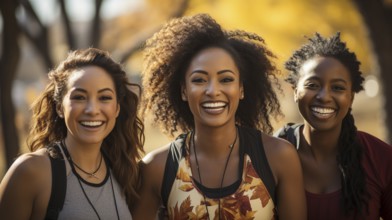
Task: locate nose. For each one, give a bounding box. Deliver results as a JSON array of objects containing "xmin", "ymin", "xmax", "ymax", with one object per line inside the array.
[
  {"xmin": 205, "ymin": 80, "xmax": 221, "ymax": 97},
  {"xmin": 316, "ymin": 87, "xmax": 332, "ymax": 102},
  {"xmin": 84, "ymin": 99, "xmax": 100, "ymax": 115}
]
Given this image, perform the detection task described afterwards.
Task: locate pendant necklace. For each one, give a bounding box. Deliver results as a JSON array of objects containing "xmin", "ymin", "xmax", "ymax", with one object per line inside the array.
[
  {"xmin": 192, "ymin": 127, "xmax": 238, "ymax": 220},
  {"xmin": 61, "ymin": 141, "xmax": 120, "ymax": 220},
  {"xmin": 72, "ymin": 153, "xmax": 103, "ymax": 179}
]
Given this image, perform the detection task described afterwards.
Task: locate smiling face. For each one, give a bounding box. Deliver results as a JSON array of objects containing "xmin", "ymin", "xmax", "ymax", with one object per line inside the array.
[
  {"xmin": 58, "ymin": 65, "xmax": 120, "ymax": 147},
  {"xmin": 181, "ymin": 47, "xmax": 243, "ymax": 129},
  {"xmin": 295, "ymin": 56, "xmax": 354, "ymax": 132}
]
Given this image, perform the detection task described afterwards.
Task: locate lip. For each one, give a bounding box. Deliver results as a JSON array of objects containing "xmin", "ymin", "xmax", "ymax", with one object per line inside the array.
[
  {"xmin": 201, "ymin": 101, "xmax": 227, "ymax": 114},
  {"xmin": 310, "ymin": 106, "xmax": 336, "ymax": 120},
  {"xmin": 79, "ymin": 120, "xmax": 104, "ymax": 128}
]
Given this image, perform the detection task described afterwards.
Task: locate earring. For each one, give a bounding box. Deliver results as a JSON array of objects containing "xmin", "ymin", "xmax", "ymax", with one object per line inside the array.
[
  {"xmin": 181, "ymin": 92, "xmax": 187, "ymax": 101},
  {"xmin": 57, "ymin": 111, "xmax": 63, "ymax": 118}
]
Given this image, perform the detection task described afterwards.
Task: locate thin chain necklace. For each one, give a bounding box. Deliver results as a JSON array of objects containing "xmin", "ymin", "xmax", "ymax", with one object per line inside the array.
[
  {"xmin": 61, "ymin": 141, "xmax": 120, "ymax": 220},
  {"xmin": 72, "ymin": 152, "xmax": 103, "ymax": 179},
  {"xmin": 192, "ymin": 127, "xmax": 238, "ymax": 220}
]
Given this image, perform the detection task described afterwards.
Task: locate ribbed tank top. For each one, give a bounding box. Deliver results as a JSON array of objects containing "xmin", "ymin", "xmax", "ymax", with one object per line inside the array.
[{"xmin": 58, "ymin": 148, "xmax": 132, "ymax": 220}]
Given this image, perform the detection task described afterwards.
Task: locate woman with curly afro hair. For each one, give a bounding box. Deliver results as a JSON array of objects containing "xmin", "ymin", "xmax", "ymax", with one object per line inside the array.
[
  {"xmin": 275, "ymin": 32, "xmax": 392, "ymax": 219},
  {"xmin": 133, "ymin": 13, "xmax": 306, "ymax": 220}
]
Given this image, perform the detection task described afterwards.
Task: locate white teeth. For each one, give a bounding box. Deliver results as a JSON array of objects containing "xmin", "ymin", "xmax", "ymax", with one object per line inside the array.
[
  {"xmin": 80, "ymin": 121, "xmax": 103, "ymax": 127},
  {"xmin": 311, "ymin": 107, "xmax": 335, "ymax": 114},
  {"xmin": 202, "ymin": 102, "xmax": 226, "ymax": 108}
]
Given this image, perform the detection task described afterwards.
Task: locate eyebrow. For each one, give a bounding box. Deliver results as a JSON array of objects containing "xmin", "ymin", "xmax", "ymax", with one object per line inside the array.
[
  {"xmin": 305, "ymin": 76, "xmax": 349, "ymax": 84},
  {"xmin": 191, "ymin": 69, "xmax": 236, "ymax": 75},
  {"xmin": 72, "ymin": 88, "xmax": 115, "ymax": 93}
]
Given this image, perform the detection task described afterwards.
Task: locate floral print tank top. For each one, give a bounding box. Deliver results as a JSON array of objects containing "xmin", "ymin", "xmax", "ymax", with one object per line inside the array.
[{"xmin": 165, "ymin": 133, "xmax": 276, "ymax": 219}]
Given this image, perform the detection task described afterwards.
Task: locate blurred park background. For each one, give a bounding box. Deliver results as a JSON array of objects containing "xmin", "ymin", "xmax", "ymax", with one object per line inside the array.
[{"xmin": 0, "ymin": 0, "xmax": 391, "ymax": 178}]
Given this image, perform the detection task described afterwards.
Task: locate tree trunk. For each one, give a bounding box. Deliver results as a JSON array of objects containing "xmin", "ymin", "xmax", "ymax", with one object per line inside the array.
[
  {"xmin": 353, "ymin": 0, "xmax": 392, "ymax": 144},
  {"xmin": 59, "ymin": 0, "xmax": 76, "ymax": 50},
  {"xmin": 90, "ymin": 0, "xmax": 103, "ymax": 47},
  {"xmin": 0, "ymin": 0, "xmax": 21, "ymax": 167}
]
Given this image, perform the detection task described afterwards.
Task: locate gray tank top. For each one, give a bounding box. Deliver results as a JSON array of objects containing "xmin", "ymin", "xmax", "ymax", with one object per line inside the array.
[{"xmin": 58, "ymin": 149, "xmax": 132, "ymax": 220}]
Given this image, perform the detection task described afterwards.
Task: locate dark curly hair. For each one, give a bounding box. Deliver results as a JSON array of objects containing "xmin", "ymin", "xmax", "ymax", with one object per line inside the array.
[
  {"xmin": 285, "ymin": 33, "xmax": 368, "ymax": 215},
  {"xmin": 141, "ymin": 13, "xmax": 282, "ymax": 136},
  {"xmin": 27, "ymin": 48, "xmax": 145, "ymax": 209}
]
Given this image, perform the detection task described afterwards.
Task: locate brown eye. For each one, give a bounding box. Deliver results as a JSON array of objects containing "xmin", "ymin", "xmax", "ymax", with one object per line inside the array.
[
  {"xmin": 221, "ymin": 77, "xmax": 234, "ymax": 83},
  {"xmin": 71, "ymin": 95, "xmax": 85, "ymax": 100},
  {"xmin": 332, "ymin": 85, "xmax": 346, "ymax": 91},
  {"xmin": 100, "ymin": 96, "xmax": 113, "ymax": 101},
  {"xmin": 304, "ymin": 82, "xmax": 319, "ymax": 90}
]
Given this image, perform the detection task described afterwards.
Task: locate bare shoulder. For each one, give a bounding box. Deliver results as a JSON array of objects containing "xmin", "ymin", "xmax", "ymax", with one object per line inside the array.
[
  {"xmin": 140, "ymin": 144, "xmax": 171, "ymax": 194},
  {"xmin": 0, "ymin": 148, "xmax": 52, "ymax": 219},
  {"xmin": 1, "ymin": 149, "xmax": 50, "ymax": 187},
  {"xmin": 262, "ymin": 133, "xmax": 297, "ymax": 158},
  {"xmin": 261, "ymin": 133, "xmax": 300, "ymax": 182},
  {"xmin": 142, "ymin": 143, "xmax": 171, "ymax": 166}
]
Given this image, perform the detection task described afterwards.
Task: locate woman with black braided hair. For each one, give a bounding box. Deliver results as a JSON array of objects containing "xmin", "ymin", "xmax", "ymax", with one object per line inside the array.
[
  {"xmin": 133, "ymin": 13, "xmax": 306, "ymax": 220},
  {"xmin": 275, "ymin": 32, "xmax": 392, "ymax": 219}
]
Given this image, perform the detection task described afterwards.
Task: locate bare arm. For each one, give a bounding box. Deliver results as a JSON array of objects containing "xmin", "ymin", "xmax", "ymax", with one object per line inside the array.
[
  {"xmin": 263, "ymin": 134, "xmax": 306, "ymax": 220},
  {"xmin": 132, "ymin": 146, "xmax": 170, "ymax": 220},
  {"xmin": 0, "ymin": 151, "xmax": 50, "ymax": 220}
]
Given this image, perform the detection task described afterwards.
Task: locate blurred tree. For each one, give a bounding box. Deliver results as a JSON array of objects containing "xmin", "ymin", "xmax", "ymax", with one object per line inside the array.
[
  {"xmin": 0, "ymin": 0, "xmax": 191, "ymax": 170},
  {"xmin": 0, "ymin": 0, "xmax": 21, "ymax": 168},
  {"xmin": 1, "ymin": 0, "xmax": 390, "ymax": 173},
  {"xmin": 0, "ymin": 0, "xmax": 106, "ymax": 169},
  {"xmin": 353, "ymin": 0, "xmax": 392, "ymax": 144}
]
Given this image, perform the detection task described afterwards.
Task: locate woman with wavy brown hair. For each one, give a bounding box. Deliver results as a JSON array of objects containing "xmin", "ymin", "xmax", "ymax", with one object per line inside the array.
[
  {"xmin": 0, "ymin": 48, "xmax": 144, "ymax": 219},
  {"xmin": 133, "ymin": 13, "xmax": 306, "ymax": 220}
]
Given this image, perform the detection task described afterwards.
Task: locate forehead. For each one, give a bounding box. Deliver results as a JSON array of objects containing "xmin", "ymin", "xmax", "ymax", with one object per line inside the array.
[
  {"xmin": 299, "ymin": 56, "xmax": 351, "ymax": 82},
  {"xmin": 67, "ymin": 65, "xmax": 115, "ymax": 89},
  {"xmin": 187, "ymin": 47, "xmax": 239, "ymax": 72}
]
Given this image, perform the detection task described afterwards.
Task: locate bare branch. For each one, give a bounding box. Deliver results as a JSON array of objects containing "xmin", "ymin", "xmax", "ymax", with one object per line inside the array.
[
  {"xmin": 90, "ymin": 0, "xmax": 104, "ymax": 47},
  {"xmin": 59, "ymin": 0, "xmax": 76, "ymax": 49},
  {"xmin": 119, "ymin": 0, "xmax": 190, "ymax": 62}
]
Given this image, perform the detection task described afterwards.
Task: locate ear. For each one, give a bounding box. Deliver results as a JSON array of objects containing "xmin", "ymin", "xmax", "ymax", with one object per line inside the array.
[
  {"xmin": 116, "ymin": 103, "xmax": 120, "ymax": 118},
  {"xmin": 181, "ymin": 84, "xmax": 187, "ymax": 101},
  {"xmin": 56, "ymin": 103, "xmax": 64, "ymax": 118},
  {"xmin": 350, "ymin": 92, "xmax": 355, "ymax": 107},
  {"xmin": 293, "ymin": 88, "xmax": 298, "ymax": 103},
  {"xmin": 240, "ymin": 83, "xmax": 244, "ymax": 100}
]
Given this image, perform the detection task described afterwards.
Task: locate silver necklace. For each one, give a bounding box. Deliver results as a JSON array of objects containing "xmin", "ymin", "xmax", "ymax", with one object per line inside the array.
[{"xmin": 192, "ymin": 127, "xmax": 238, "ymax": 220}]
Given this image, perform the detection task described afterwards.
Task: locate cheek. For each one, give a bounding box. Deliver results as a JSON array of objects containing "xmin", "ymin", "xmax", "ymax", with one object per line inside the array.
[{"xmin": 295, "ymin": 88, "xmax": 307, "ymax": 101}]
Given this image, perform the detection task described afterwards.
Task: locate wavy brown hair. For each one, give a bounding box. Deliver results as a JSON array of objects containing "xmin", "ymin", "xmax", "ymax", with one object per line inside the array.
[
  {"xmin": 141, "ymin": 13, "xmax": 282, "ymax": 136},
  {"xmin": 27, "ymin": 48, "xmax": 145, "ymax": 209}
]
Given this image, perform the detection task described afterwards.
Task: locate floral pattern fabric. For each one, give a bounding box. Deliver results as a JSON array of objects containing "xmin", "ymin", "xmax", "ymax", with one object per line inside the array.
[{"xmin": 166, "ymin": 144, "xmax": 276, "ymax": 220}]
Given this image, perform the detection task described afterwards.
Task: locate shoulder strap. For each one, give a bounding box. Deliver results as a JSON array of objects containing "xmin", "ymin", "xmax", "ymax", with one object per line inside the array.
[
  {"xmin": 240, "ymin": 127, "xmax": 277, "ymax": 205},
  {"xmin": 274, "ymin": 123, "xmax": 301, "ymax": 148},
  {"xmin": 160, "ymin": 134, "xmax": 187, "ymax": 207},
  {"xmin": 45, "ymin": 143, "xmax": 67, "ymax": 220}
]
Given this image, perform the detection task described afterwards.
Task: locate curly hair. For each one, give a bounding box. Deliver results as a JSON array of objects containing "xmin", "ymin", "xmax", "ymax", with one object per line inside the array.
[
  {"xmin": 285, "ymin": 33, "xmax": 368, "ymax": 215},
  {"xmin": 141, "ymin": 13, "xmax": 282, "ymax": 136},
  {"xmin": 27, "ymin": 48, "xmax": 145, "ymax": 209}
]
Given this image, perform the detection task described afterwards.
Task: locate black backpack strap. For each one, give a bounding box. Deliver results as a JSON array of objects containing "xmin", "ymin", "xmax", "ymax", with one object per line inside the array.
[
  {"xmin": 158, "ymin": 134, "xmax": 187, "ymax": 219},
  {"xmin": 45, "ymin": 143, "xmax": 67, "ymax": 220},
  {"xmin": 241, "ymin": 127, "xmax": 277, "ymax": 205},
  {"xmin": 274, "ymin": 123, "xmax": 302, "ymax": 149}
]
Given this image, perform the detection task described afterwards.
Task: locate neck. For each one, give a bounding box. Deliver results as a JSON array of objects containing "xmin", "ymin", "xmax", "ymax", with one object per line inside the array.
[
  {"xmin": 63, "ymin": 138, "xmax": 102, "ymax": 169},
  {"xmin": 193, "ymin": 124, "xmax": 238, "ymax": 157},
  {"xmin": 300, "ymin": 124, "xmax": 341, "ymax": 160}
]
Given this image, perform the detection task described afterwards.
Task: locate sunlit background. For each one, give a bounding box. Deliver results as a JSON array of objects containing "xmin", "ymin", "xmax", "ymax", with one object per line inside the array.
[{"xmin": 0, "ymin": 0, "xmax": 390, "ymax": 178}]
